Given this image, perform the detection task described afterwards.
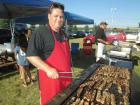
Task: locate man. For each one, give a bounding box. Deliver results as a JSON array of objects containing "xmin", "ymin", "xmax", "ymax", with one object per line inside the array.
[
  {"xmin": 26, "ymin": 2, "xmax": 72, "ymax": 105},
  {"xmin": 95, "ymin": 21, "xmax": 110, "ymax": 62}
]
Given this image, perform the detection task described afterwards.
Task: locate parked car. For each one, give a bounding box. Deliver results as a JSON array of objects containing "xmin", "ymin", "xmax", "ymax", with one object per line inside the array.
[
  {"xmin": 106, "ymin": 30, "xmax": 126, "ymax": 43},
  {"xmin": 85, "ymin": 31, "xmax": 93, "ymax": 36},
  {"xmin": 76, "ymin": 31, "xmax": 85, "ymax": 38},
  {"xmin": 83, "ymin": 30, "xmax": 126, "ymax": 44},
  {"xmin": 125, "ymin": 32, "xmax": 138, "ymax": 42},
  {"xmin": 68, "ymin": 31, "xmax": 85, "ymax": 38},
  {"xmin": 0, "ymin": 29, "xmax": 11, "ymax": 44},
  {"xmin": 135, "ymin": 31, "xmax": 140, "ymax": 45},
  {"xmin": 68, "ymin": 32, "xmax": 77, "ymax": 38},
  {"xmin": 124, "ymin": 30, "xmax": 140, "ymax": 45}
]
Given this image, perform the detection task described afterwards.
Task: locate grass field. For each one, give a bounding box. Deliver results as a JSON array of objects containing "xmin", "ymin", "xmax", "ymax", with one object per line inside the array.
[{"xmin": 0, "ymin": 38, "xmax": 140, "ymax": 105}]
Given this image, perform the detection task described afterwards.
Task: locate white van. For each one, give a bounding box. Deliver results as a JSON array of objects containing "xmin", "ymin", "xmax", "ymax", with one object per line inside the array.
[{"xmin": 136, "ymin": 29, "xmax": 140, "ymax": 45}]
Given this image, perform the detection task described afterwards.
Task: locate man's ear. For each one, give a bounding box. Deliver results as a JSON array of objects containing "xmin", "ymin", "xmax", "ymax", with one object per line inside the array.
[{"xmin": 48, "ymin": 14, "xmax": 51, "ymax": 20}]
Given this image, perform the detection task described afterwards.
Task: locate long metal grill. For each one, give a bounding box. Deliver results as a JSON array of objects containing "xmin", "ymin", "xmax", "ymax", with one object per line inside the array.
[{"xmin": 48, "ymin": 64, "xmax": 131, "ymax": 105}]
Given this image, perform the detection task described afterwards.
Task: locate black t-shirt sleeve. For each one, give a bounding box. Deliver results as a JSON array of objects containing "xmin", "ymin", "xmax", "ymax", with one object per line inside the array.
[
  {"xmin": 95, "ymin": 29, "xmax": 104, "ymax": 39},
  {"xmin": 95, "ymin": 27, "xmax": 106, "ymax": 41},
  {"xmin": 27, "ymin": 28, "xmax": 44, "ymax": 57}
]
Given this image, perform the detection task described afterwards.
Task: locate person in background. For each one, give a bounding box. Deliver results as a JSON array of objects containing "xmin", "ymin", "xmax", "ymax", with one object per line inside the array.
[
  {"xmin": 27, "ymin": 28, "xmax": 32, "ymax": 40},
  {"xmin": 15, "ymin": 28, "xmax": 33, "ymax": 87},
  {"xmin": 95, "ymin": 21, "xmax": 111, "ymax": 62},
  {"xmin": 26, "ymin": 2, "xmax": 72, "ymax": 105}
]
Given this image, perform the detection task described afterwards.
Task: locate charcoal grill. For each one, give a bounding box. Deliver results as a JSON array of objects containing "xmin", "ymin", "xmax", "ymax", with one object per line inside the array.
[{"xmin": 48, "ymin": 64, "xmax": 131, "ymax": 105}]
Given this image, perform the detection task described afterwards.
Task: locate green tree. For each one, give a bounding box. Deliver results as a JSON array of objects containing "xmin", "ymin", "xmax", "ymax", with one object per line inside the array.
[
  {"xmin": 0, "ymin": 19, "xmax": 9, "ymax": 28},
  {"xmin": 126, "ymin": 26, "xmax": 129, "ymax": 30},
  {"xmin": 85, "ymin": 25, "xmax": 89, "ymax": 32},
  {"xmin": 73, "ymin": 25, "xmax": 78, "ymax": 32},
  {"xmin": 68, "ymin": 25, "xmax": 73, "ymax": 32},
  {"xmin": 92, "ymin": 24, "xmax": 98, "ymax": 32}
]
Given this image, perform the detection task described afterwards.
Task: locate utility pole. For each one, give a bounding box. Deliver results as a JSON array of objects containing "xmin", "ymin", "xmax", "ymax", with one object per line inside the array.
[{"xmin": 110, "ymin": 8, "xmax": 117, "ymax": 28}]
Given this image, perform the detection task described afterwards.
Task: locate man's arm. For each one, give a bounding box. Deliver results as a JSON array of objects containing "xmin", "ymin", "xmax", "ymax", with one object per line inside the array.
[
  {"xmin": 27, "ymin": 56, "xmax": 59, "ymax": 79},
  {"xmin": 97, "ymin": 39, "xmax": 110, "ymax": 45}
]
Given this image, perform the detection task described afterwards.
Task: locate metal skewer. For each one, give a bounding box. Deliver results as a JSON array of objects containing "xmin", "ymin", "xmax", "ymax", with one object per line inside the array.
[
  {"xmin": 59, "ymin": 76, "xmax": 79, "ymax": 79},
  {"xmin": 59, "ymin": 72, "xmax": 73, "ymax": 74}
]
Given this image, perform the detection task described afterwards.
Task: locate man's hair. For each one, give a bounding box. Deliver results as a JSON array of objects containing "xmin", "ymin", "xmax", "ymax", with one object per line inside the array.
[
  {"xmin": 48, "ymin": 2, "xmax": 64, "ymax": 14},
  {"xmin": 99, "ymin": 21, "xmax": 108, "ymax": 25}
]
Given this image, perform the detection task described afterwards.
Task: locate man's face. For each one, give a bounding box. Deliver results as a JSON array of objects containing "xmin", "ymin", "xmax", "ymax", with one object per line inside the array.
[
  {"xmin": 103, "ymin": 25, "xmax": 107, "ymax": 29},
  {"xmin": 100, "ymin": 24, "xmax": 107, "ymax": 30},
  {"xmin": 48, "ymin": 8, "xmax": 64, "ymax": 30}
]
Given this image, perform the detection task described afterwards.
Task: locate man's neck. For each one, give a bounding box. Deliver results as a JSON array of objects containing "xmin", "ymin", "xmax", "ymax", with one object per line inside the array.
[
  {"xmin": 99, "ymin": 26, "xmax": 104, "ymax": 30},
  {"xmin": 49, "ymin": 24, "xmax": 59, "ymax": 33}
]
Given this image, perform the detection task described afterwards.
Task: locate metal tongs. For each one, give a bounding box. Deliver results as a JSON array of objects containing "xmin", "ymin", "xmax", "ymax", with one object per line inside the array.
[{"xmin": 59, "ymin": 72, "xmax": 80, "ymax": 79}]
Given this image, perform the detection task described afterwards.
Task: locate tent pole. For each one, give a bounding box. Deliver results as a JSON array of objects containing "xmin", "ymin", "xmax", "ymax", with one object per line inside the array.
[
  {"xmin": 65, "ymin": 19, "xmax": 68, "ymax": 34},
  {"xmin": 10, "ymin": 19, "xmax": 15, "ymax": 38},
  {"xmin": 10, "ymin": 19, "xmax": 15, "ymax": 52},
  {"xmin": 65, "ymin": 19, "xmax": 75, "ymax": 74}
]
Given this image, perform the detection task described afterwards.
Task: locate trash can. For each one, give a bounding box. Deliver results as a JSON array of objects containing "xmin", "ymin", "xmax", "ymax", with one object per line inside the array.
[{"xmin": 71, "ymin": 43, "xmax": 79, "ymax": 55}]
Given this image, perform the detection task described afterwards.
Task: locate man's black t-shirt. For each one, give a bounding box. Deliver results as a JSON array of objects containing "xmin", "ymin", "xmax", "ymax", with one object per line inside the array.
[
  {"xmin": 95, "ymin": 26, "xmax": 106, "ymax": 43},
  {"xmin": 27, "ymin": 25, "xmax": 66, "ymax": 60}
]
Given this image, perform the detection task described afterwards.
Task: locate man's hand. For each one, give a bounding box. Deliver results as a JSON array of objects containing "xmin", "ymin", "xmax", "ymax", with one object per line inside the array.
[
  {"xmin": 98, "ymin": 39, "xmax": 110, "ymax": 45},
  {"xmin": 46, "ymin": 67, "xmax": 59, "ymax": 79},
  {"xmin": 105, "ymin": 41, "xmax": 110, "ymax": 45},
  {"xmin": 26, "ymin": 56, "xmax": 59, "ymax": 79}
]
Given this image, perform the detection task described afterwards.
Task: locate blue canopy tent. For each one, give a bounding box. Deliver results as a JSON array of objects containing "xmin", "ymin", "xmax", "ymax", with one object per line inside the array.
[
  {"xmin": 16, "ymin": 11, "xmax": 94, "ymax": 38},
  {"xmin": 64, "ymin": 11, "xmax": 94, "ymax": 34},
  {"xmin": 15, "ymin": 11, "xmax": 94, "ymax": 25},
  {"xmin": 16, "ymin": 11, "xmax": 94, "ymax": 35},
  {"xmin": 65, "ymin": 11, "xmax": 94, "ymax": 25},
  {"xmin": 16, "ymin": 14, "xmax": 49, "ymax": 24},
  {"xmin": 0, "ymin": 0, "xmax": 53, "ymax": 52},
  {"xmin": 0, "ymin": 0, "xmax": 52, "ymax": 19}
]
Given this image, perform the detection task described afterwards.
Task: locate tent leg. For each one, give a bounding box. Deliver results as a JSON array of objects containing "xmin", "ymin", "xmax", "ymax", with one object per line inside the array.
[{"xmin": 10, "ymin": 19, "xmax": 16, "ymax": 51}]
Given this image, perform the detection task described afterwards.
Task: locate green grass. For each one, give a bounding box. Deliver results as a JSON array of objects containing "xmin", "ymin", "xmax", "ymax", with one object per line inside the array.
[
  {"xmin": 0, "ymin": 38, "xmax": 140, "ymax": 105},
  {"xmin": 131, "ymin": 49, "xmax": 140, "ymax": 92},
  {"xmin": 0, "ymin": 70, "xmax": 40, "ymax": 105}
]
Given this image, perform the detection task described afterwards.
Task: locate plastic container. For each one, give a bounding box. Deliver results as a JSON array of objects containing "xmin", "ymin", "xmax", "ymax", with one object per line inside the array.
[
  {"xmin": 71, "ymin": 43, "xmax": 79, "ymax": 55},
  {"xmin": 121, "ymin": 47, "xmax": 131, "ymax": 54}
]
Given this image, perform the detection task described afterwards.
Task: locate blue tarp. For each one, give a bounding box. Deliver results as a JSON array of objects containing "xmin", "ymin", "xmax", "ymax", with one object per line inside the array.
[
  {"xmin": 0, "ymin": 0, "xmax": 94, "ymax": 24},
  {"xmin": 16, "ymin": 14, "xmax": 48, "ymax": 24},
  {"xmin": 1, "ymin": 0, "xmax": 52, "ymax": 7},
  {"xmin": 16, "ymin": 11, "xmax": 94, "ymax": 25},
  {"xmin": 0, "ymin": 0, "xmax": 52, "ymax": 18},
  {"xmin": 65, "ymin": 11, "xmax": 94, "ymax": 24}
]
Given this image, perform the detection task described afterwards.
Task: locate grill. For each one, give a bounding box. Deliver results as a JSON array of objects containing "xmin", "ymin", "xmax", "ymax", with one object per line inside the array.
[{"xmin": 48, "ymin": 64, "xmax": 131, "ymax": 105}]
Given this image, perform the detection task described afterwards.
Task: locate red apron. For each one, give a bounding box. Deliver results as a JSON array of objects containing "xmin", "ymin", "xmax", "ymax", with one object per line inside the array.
[{"xmin": 38, "ymin": 26, "xmax": 72, "ymax": 105}]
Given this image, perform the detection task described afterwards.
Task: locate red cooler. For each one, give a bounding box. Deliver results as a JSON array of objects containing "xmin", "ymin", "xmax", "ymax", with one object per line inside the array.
[{"xmin": 83, "ymin": 35, "xmax": 95, "ymax": 55}]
